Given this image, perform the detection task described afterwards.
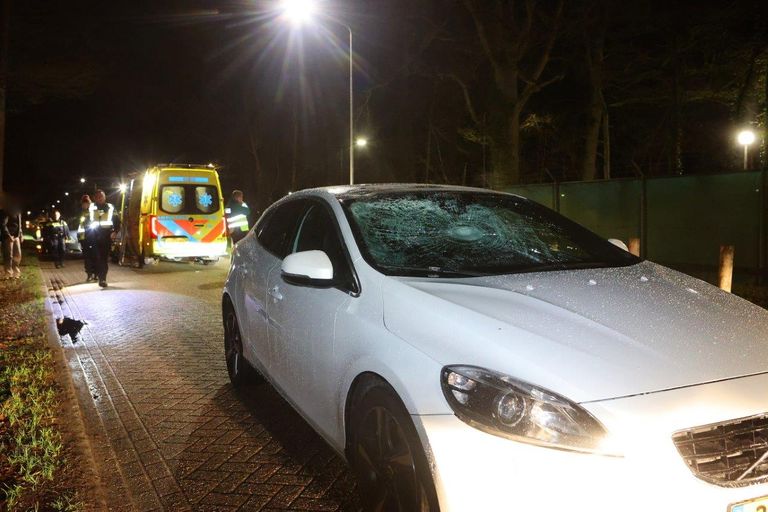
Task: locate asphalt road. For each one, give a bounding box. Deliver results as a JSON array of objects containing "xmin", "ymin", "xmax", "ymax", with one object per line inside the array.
[{"xmin": 43, "ymin": 258, "xmax": 359, "ymax": 512}]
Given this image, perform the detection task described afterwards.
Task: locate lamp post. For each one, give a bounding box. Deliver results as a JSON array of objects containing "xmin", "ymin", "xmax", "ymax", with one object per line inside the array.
[
  {"xmin": 280, "ymin": 0, "xmax": 356, "ymax": 185},
  {"xmin": 737, "ymin": 129, "xmax": 756, "ymax": 170}
]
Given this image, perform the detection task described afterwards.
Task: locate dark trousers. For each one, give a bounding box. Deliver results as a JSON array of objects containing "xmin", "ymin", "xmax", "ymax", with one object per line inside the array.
[
  {"xmin": 92, "ymin": 234, "xmax": 111, "ymax": 281},
  {"xmin": 81, "ymin": 238, "xmax": 96, "ymax": 275},
  {"xmin": 53, "ymin": 237, "xmax": 65, "ymax": 266}
]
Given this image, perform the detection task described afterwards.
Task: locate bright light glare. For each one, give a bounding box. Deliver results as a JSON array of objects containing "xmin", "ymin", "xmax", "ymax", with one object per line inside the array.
[
  {"xmin": 738, "ymin": 130, "xmax": 756, "ymax": 146},
  {"xmin": 80, "ymin": 177, "xmax": 86, "ymax": 183},
  {"xmin": 281, "ymin": 0, "xmax": 317, "ymax": 24},
  {"xmin": 118, "ymin": 184, "xmax": 127, "ymax": 193},
  {"xmin": 56, "ymin": 200, "xmax": 61, "ymax": 204},
  {"xmin": 64, "ymin": 192, "xmax": 69, "ymax": 196},
  {"xmin": 355, "ymin": 138, "xmax": 368, "ymax": 148}
]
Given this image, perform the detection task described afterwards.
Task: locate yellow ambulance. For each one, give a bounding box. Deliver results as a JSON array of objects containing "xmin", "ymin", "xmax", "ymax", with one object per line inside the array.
[{"xmin": 117, "ymin": 164, "xmax": 228, "ymax": 267}]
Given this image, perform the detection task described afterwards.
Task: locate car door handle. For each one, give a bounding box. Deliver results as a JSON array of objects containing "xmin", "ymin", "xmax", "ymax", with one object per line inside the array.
[{"xmin": 269, "ymin": 286, "xmax": 283, "ymax": 301}]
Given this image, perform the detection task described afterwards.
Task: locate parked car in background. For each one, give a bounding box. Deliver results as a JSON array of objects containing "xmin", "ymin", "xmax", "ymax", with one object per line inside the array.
[
  {"xmin": 222, "ymin": 184, "xmax": 768, "ymax": 512},
  {"xmin": 34, "ymin": 216, "xmax": 82, "ymax": 259}
]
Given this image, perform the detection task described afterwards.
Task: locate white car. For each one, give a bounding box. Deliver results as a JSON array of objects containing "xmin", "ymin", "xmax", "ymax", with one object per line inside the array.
[{"xmin": 222, "ymin": 184, "xmax": 768, "ymax": 512}]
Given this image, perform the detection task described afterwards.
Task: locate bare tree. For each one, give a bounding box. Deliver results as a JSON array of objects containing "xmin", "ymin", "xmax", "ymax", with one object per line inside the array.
[
  {"xmin": 580, "ymin": 0, "xmax": 607, "ymax": 181},
  {"xmin": 459, "ymin": 0, "xmax": 564, "ymax": 188}
]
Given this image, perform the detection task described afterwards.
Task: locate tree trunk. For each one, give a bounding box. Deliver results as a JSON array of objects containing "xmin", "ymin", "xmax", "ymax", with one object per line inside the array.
[
  {"xmin": 671, "ymin": 33, "xmax": 684, "ymax": 175},
  {"xmin": 602, "ymin": 110, "xmax": 611, "ymax": 179},
  {"xmin": 580, "ymin": 2, "xmax": 606, "ymax": 181},
  {"xmin": 490, "ymin": 110, "xmax": 520, "ymax": 190},
  {"xmin": 581, "ymin": 99, "xmax": 603, "ymax": 181}
]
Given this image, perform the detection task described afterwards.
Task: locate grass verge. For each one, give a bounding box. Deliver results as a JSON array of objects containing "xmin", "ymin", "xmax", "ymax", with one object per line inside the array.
[{"xmin": 0, "ymin": 257, "xmax": 83, "ymax": 511}]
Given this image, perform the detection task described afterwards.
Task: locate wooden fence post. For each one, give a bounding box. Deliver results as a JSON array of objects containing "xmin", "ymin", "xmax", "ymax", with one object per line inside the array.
[{"xmin": 718, "ymin": 245, "xmax": 734, "ymax": 292}]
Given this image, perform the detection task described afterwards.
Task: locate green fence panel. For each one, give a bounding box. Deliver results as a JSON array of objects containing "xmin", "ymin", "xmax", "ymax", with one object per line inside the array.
[
  {"xmin": 559, "ymin": 179, "xmax": 642, "ymax": 243},
  {"xmin": 646, "ymin": 172, "xmax": 762, "ymax": 269},
  {"xmin": 504, "ymin": 184, "xmax": 556, "ymax": 209}
]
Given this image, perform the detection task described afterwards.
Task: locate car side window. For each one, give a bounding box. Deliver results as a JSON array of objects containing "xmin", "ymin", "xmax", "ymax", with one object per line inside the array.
[
  {"xmin": 291, "ymin": 203, "xmax": 356, "ymax": 293},
  {"xmin": 256, "ymin": 200, "xmax": 307, "ymax": 259}
]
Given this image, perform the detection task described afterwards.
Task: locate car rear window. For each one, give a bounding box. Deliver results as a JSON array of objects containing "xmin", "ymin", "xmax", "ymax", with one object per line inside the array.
[{"xmin": 160, "ymin": 185, "xmax": 219, "ymax": 214}]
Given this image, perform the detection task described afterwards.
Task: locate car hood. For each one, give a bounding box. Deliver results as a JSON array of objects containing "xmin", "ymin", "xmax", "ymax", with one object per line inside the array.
[{"xmin": 382, "ymin": 261, "xmax": 768, "ymax": 403}]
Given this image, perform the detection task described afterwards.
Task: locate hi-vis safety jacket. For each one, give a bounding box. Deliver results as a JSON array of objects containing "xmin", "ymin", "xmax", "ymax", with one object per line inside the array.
[
  {"xmin": 224, "ymin": 201, "xmax": 251, "ymax": 234},
  {"xmin": 76, "ymin": 210, "xmax": 89, "ymax": 241},
  {"xmin": 88, "ymin": 202, "xmax": 119, "ymax": 236}
]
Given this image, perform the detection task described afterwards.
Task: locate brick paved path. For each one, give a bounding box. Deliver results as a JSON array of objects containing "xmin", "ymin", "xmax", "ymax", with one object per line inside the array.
[{"xmin": 42, "ymin": 259, "xmax": 359, "ymax": 511}]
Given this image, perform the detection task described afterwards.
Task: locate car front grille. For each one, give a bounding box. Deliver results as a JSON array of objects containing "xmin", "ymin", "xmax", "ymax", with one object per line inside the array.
[{"xmin": 672, "ymin": 413, "xmax": 768, "ymax": 487}]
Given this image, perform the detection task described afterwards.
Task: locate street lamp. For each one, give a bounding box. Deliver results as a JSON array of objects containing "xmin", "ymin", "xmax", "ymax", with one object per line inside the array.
[
  {"xmin": 737, "ymin": 129, "xmax": 756, "ymax": 170},
  {"xmin": 80, "ymin": 177, "xmax": 86, "ymax": 184},
  {"xmin": 64, "ymin": 191, "xmax": 69, "ymax": 196},
  {"xmin": 279, "ymin": 0, "xmax": 356, "ymax": 185},
  {"xmin": 355, "ymin": 137, "xmax": 368, "ymax": 148},
  {"xmin": 281, "ymin": 0, "xmax": 317, "ymax": 25}
]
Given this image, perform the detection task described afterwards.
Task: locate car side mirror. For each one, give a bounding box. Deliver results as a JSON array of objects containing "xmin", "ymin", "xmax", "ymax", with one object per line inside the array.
[
  {"xmin": 281, "ymin": 250, "xmax": 337, "ymax": 287},
  {"xmin": 608, "ymin": 238, "xmax": 629, "ymax": 252}
]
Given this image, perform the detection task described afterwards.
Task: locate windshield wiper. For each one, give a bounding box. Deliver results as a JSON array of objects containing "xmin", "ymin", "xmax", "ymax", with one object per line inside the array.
[{"xmin": 379, "ymin": 264, "xmax": 488, "ymax": 278}]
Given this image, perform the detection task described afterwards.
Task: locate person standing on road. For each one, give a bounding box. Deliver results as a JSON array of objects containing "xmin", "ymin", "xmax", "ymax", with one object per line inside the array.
[
  {"xmin": 224, "ymin": 189, "xmax": 251, "ymax": 245},
  {"xmin": 47, "ymin": 209, "xmax": 70, "ymax": 268},
  {"xmin": 77, "ymin": 195, "xmax": 97, "ymax": 281},
  {"xmin": 88, "ymin": 189, "xmax": 120, "ymax": 288},
  {"xmin": 0, "ymin": 200, "xmax": 23, "ymax": 279}
]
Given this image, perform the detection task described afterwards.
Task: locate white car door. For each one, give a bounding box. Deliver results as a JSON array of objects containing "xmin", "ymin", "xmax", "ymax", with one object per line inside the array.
[
  {"xmin": 265, "ymin": 200, "xmax": 359, "ymax": 438},
  {"xmin": 242, "ymin": 199, "xmax": 307, "ymax": 369}
]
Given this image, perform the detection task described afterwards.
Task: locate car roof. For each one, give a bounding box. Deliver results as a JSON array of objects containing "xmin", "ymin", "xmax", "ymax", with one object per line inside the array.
[{"xmin": 285, "ymin": 183, "xmax": 522, "ymax": 202}]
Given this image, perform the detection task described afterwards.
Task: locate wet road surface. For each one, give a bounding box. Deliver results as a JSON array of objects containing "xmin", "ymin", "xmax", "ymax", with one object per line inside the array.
[{"xmin": 43, "ymin": 259, "xmax": 359, "ymax": 511}]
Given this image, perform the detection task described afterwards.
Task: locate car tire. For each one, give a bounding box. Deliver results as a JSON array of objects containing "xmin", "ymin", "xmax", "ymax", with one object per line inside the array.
[
  {"xmin": 348, "ymin": 380, "xmax": 440, "ymax": 512},
  {"xmin": 222, "ymin": 302, "xmax": 262, "ymax": 387}
]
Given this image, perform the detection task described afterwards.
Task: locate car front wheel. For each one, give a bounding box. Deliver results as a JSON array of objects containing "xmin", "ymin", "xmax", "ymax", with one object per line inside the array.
[
  {"xmin": 349, "ymin": 381, "xmax": 440, "ymax": 512},
  {"xmin": 223, "ymin": 302, "xmax": 260, "ymax": 387}
]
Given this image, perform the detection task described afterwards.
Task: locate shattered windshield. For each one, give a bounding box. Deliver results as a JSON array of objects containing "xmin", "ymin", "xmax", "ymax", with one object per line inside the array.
[{"xmin": 341, "ymin": 190, "xmax": 639, "ymax": 277}]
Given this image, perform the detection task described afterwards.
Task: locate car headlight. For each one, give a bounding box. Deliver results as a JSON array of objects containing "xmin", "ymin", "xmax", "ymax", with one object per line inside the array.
[{"xmin": 441, "ymin": 365, "xmax": 618, "ymax": 456}]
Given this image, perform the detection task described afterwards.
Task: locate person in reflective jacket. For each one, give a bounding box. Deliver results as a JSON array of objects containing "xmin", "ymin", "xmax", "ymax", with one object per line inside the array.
[
  {"xmin": 45, "ymin": 209, "xmax": 70, "ymax": 268},
  {"xmin": 224, "ymin": 189, "xmax": 251, "ymax": 244},
  {"xmin": 77, "ymin": 195, "xmax": 97, "ymax": 281},
  {"xmin": 88, "ymin": 189, "xmax": 120, "ymax": 287}
]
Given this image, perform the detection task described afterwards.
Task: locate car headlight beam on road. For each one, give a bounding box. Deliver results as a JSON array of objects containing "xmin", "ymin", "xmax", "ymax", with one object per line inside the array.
[{"xmin": 441, "ymin": 365, "xmax": 619, "ymax": 456}]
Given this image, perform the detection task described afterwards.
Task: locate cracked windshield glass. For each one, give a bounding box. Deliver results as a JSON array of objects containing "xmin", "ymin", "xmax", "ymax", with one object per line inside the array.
[{"xmin": 342, "ymin": 191, "xmax": 639, "ymax": 277}]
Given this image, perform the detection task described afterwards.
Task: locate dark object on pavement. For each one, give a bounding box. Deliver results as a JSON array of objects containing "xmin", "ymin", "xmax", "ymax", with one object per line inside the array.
[{"xmin": 57, "ymin": 317, "xmax": 86, "ymax": 343}]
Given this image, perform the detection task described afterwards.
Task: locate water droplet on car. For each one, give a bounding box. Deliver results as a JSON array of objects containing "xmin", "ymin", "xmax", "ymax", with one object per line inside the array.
[
  {"xmin": 588, "ymin": 279, "xmax": 597, "ymax": 286},
  {"xmin": 640, "ymin": 276, "xmax": 649, "ymax": 282},
  {"xmin": 525, "ymin": 284, "xmax": 534, "ymax": 291}
]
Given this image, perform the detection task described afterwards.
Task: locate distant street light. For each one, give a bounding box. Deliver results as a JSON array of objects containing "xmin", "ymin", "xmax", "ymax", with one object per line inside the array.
[
  {"xmin": 737, "ymin": 129, "xmax": 756, "ymax": 170},
  {"xmin": 279, "ymin": 0, "xmax": 357, "ymax": 184},
  {"xmin": 80, "ymin": 177, "xmax": 86, "ymax": 183},
  {"xmin": 355, "ymin": 137, "xmax": 368, "ymax": 148},
  {"xmin": 56, "ymin": 200, "xmax": 60, "ymax": 204},
  {"xmin": 64, "ymin": 191, "xmax": 69, "ymax": 196},
  {"xmin": 118, "ymin": 183, "xmax": 127, "ymax": 193}
]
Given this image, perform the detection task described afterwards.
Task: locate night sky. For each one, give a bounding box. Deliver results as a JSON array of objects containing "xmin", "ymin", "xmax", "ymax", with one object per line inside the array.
[
  {"xmin": 6, "ymin": 0, "xmax": 379, "ymax": 212},
  {"xmin": 4, "ymin": 0, "xmax": 768, "ymax": 215}
]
